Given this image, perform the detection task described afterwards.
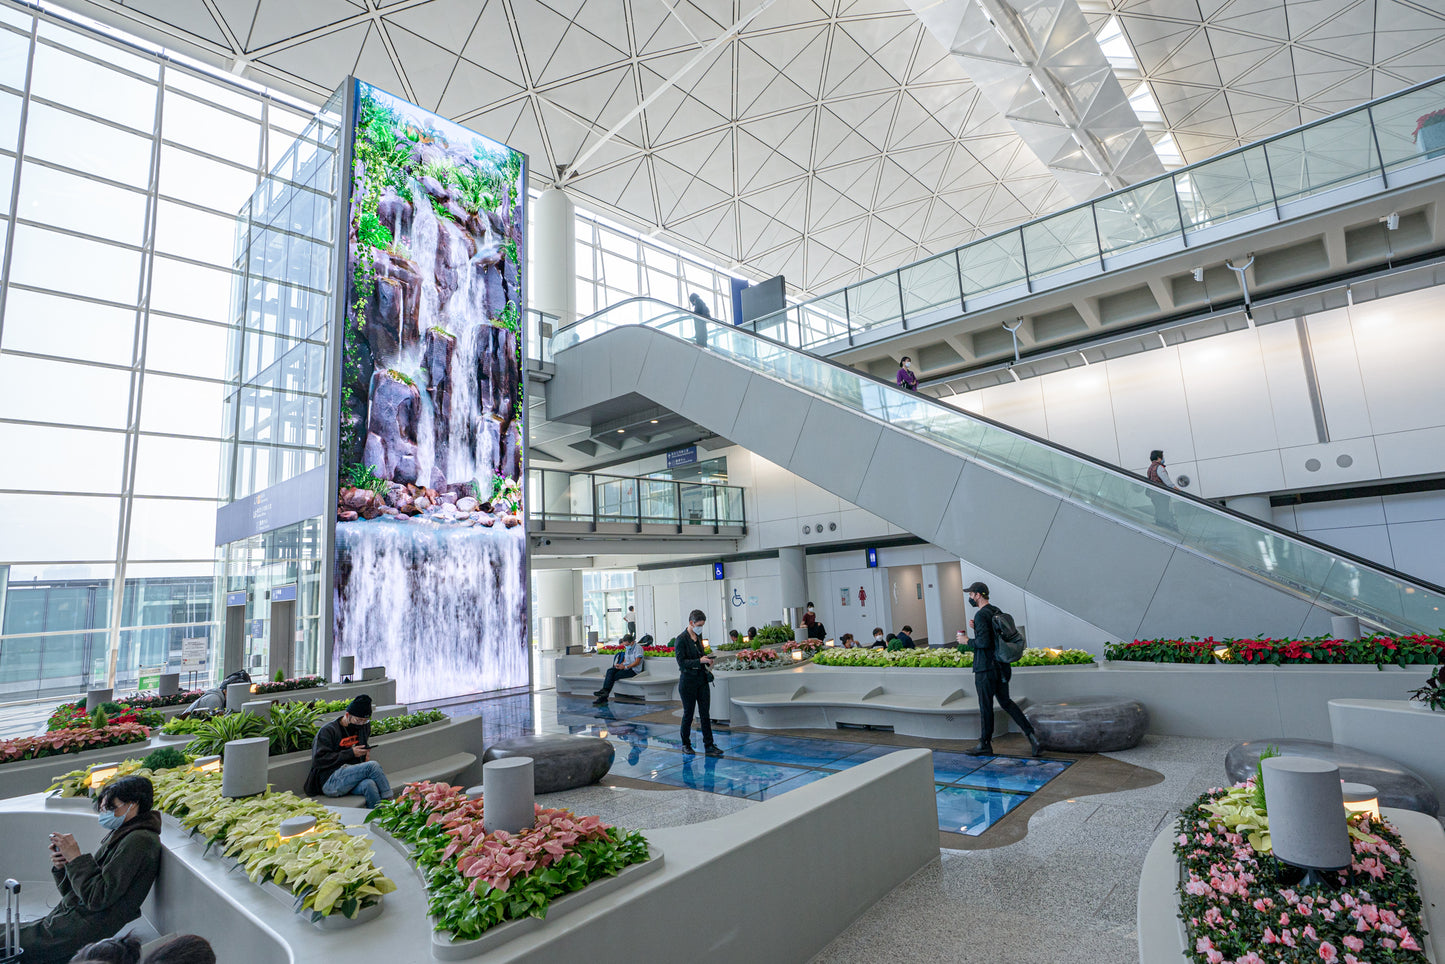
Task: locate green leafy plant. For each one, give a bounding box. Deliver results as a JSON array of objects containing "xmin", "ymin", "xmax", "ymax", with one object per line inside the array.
[
  {"xmin": 1175, "ymin": 784, "xmax": 1427, "ymax": 963},
  {"xmin": 1252, "ymin": 744, "xmax": 1281, "ymax": 814},
  {"xmin": 367, "ymin": 781, "xmax": 649, "ymax": 939},
  {"xmin": 386, "ymin": 368, "xmax": 415, "ymax": 387},
  {"xmin": 153, "ymin": 767, "xmax": 395, "ymax": 918},
  {"xmin": 344, "ymin": 463, "xmax": 389, "ymax": 497},
  {"xmin": 1107, "ymin": 633, "xmax": 1445, "ymax": 666},
  {"xmin": 356, "ymin": 210, "xmax": 392, "ymax": 250},
  {"xmin": 752, "ymin": 625, "xmax": 794, "ymax": 647},
  {"xmin": 370, "ymin": 709, "xmax": 445, "ymax": 736},
  {"xmin": 160, "ymin": 712, "xmax": 222, "ymax": 736},
  {"xmin": 264, "ymin": 702, "xmax": 322, "ymax": 756},
  {"xmin": 184, "ymin": 712, "xmax": 266, "ymax": 758},
  {"xmin": 141, "ymin": 746, "xmax": 191, "ymax": 772},
  {"xmin": 1407, "ymin": 665, "xmax": 1445, "ymax": 711},
  {"xmin": 1, "ymin": 723, "xmax": 151, "ymax": 766}
]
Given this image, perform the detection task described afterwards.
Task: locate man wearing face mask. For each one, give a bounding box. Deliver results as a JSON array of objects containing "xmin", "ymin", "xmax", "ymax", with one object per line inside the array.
[
  {"xmin": 896, "ymin": 356, "xmax": 918, "ymax": 391},
  {"xmin": 960, "ymin": 582, "xmax": 1040, "ymax": 758},
  {"xmin": 20, "ymin": 775, "xmax": 163, "ymax": 963},
  {"xmin": 673, "ymin": 608, "xmax": 724, "ymax": 757}
]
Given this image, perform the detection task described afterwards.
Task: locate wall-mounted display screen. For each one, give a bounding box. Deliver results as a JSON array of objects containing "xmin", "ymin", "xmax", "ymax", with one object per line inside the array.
[{"xmin": 333, "ymin": 80, "xmax": 527, "ymax": 703}]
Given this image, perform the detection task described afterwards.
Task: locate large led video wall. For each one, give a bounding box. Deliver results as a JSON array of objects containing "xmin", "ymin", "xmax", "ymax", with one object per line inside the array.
[{"xmin": 333, "ymin": 81, "xmax": 527, "ymax": 703}]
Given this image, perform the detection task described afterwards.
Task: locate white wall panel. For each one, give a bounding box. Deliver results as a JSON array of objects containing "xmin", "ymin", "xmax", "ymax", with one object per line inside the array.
[
  {"xmin": 1278, "ymin": 438, "xmax": 1381, "ymax": 490},
  {"xmin": 1304, "ymin": 306, "xmax": 1374, "ymax": 441},
  {"xmin": 1349, "ymin": 288, "xmax": 1445, "ymax": 436},
  {"xmin": 1296, "ymin": 524, "xmax": 1395, "ymax": 570},
  {"xmin": 1292, "ymin": 496, "xmax": 1387, "ymax": 531},
  {"xmin": 1038, "ymin": 364, "xmax": 1120, "ymax": 465},
  {"xmin": 1382, "ymin": 491, "xmax": 1445, "ymax": 525},
  {"xmin": 1176, "ymin": 330, "xmax": 1279, "ymax": 460},
  {"xmin": 1193, "ymin": 450, "xmax": 1286, "ymax": 498},
  {"xmin": 886, "ymin": 564, "xmax": 928, "ymax": 638},
  {"xmin": 976, "ymin": 378, "xmax": 1048, "ymax": 437},
  {"xmin": 1386, "ymin": 520, "xmax": 1445, "ymax": 587},
  {"xmin": 1102, "ymin": 347, "xmax": 1196, "ymax": 469},
  {"xmin": 1256, "ymin": 321, "xmax": 1320, "ymax": 448},
  {"xmin": 1374, "ymin": 425, "xmax": 1445, "ymax": 480}
]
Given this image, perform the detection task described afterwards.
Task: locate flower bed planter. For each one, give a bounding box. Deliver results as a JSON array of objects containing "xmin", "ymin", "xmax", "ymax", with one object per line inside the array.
[{"xmin": 1106, "ymin": 634, "xmax": 1445, "ymax": 666}]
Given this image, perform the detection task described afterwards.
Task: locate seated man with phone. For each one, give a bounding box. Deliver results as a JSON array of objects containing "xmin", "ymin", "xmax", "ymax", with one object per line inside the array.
[
  {"xmin": 593, "ymin": 633, "xmax": 645, "ymax": 705},
  {"xmin": 304, "ymin": 695, "xmax": 392, "ymax": 808}
]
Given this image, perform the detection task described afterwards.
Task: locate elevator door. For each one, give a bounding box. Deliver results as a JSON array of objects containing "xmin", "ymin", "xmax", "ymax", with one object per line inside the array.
[{"xmin": 269, "ymin": 600, "xmax": 295, "ymax": 678}]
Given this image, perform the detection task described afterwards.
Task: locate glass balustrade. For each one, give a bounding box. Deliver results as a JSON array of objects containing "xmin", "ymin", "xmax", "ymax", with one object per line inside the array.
[
  {"xmin": 734, "ymin": 74, "xmax": 1445, "ymax": 351},
  {"xmin": 528, "ymin": 467, "xmax": 745, "ymax": 529},
  {"xmin": 551, "ymin": 297, "xmax": 1445, "ymax": 633}
]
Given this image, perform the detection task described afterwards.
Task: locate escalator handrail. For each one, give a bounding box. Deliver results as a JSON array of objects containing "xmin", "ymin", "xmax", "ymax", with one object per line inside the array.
[{"xmin": 553, "ymin": 297, "xmax": 1445, "ymax": 602}]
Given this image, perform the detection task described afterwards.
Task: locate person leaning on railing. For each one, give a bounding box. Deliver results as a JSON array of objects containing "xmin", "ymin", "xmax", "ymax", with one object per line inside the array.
[{"xmin": 20, "ymin": 776, "xmax": 163, "ymax": 964}]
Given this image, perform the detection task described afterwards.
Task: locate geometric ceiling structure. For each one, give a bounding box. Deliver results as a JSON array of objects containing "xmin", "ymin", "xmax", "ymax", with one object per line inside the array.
[
  {"xmin": 66, "ymin": 0, "xmax": 1445, "ymax": 299},
  {"xmin": 910, "ymin": 0, "xmax": 1165, "ymax": 201}
]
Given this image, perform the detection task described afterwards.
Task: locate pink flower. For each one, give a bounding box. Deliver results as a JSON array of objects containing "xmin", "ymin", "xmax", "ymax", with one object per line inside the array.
[
  {"xmin": 1318, "ymin": 942, "xmax": 1338, "ymax": 963},
  {"xmin": 1342, "ymin": 936, "xmax": 1363, "ymax": 952},
  {"xmin": 1400, "ymin": 932, "xmax": 1422, "ymax": 951}
]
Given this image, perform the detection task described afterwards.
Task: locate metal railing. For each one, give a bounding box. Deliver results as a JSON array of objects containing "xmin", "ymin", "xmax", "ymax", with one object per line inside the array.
[
  {"xmin": 744, "ymin": 73, "xmax": 1445, "ymax": 352},
  {"xmin": 528, "ymin": 468, "xmax": 745, "ymax": 531}
]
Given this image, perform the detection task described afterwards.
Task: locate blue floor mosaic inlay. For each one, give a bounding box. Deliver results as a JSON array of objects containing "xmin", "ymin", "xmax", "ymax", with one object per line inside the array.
[{"xmin": 450, "ymin": 693, "xmax": 1071, "ymax": 836}]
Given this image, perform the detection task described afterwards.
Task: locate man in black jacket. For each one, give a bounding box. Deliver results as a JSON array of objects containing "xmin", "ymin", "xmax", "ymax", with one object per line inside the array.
[
  {"xmin": 674, "ymin": 609, "xmax": 724, "ymax": 757},
  {"xmin": 304, "ymin": 694, "xmax": 392, "ymax": 807},
  {"xmin": 960, "ymin": 582, "xmax": 1039, "ymax": 758}
]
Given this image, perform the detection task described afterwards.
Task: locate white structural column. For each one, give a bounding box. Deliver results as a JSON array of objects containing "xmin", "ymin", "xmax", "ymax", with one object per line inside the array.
[
  {"xmin": 779, "ymin": 547, "xmax": 808, "ymax": 624},
  {"xmin": 532, "ymin": 188, "xmax": 577, "ymax": 326},
  {"xmin": 534, "ymin": 568, "xmax": 584, "ymax": 649},
  {"xmin": 921, "ymin": 563, "xmax": 945, "ymax": 646}
]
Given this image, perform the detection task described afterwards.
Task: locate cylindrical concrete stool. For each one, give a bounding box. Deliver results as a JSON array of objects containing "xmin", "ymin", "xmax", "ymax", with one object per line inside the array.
[
  {"xmin": 225, "ymin": 681, "xmax": 254, "ymax": 710},
  {"xmin": 157, "ymin": 673, "xmax": 180, "ymax": 697},
  {"xmin": 338, "ymin": 656, "xmax": 356, "ymax": 679},
  {"xmin": 241, "ymin": 699, "xmax": 271, "ymax": 720},
  {"xmin": 86, "ymin": 688, "xmax": 113, "ymax": 712},
  {"xmin": 483, "ymin": 757, "xmax": 535, "ymax": 834},
  {"xmin": 1331, "ymin": 615, "xmax": 1361, "ymax": 640},
  {"xmin": 221, "ymin": 737, "xmax": 270, "ymax": 798},
  {"xmin": 1262, "ymin": 756, "xmax": 1350, "ymax": 879}
]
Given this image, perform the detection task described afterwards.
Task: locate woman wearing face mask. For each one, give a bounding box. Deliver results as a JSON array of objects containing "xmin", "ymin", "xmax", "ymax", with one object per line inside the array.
[
  {"xmin": 673, "ymin": 608, "xmax": 724, "ymax": 757},
  {"xmin": 20, "ymin": 775, "xmax": 163, "ymax": 963},
  {"xmin": 896, "ymin": 356, "xmax": 918, "ymax": 392},
  {"xmin": 869, "ymin": 626, "xmax": 887, "ymax": 648}
]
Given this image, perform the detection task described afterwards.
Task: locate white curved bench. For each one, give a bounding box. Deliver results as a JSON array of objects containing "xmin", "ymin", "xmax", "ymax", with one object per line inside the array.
[
  {"xmin": 556, "ymin": 666, "xmax": 679, "ymax": 702},
  {"xmin": 731, "ymin": 684, "xmax": 1023, "ymax": 739}
]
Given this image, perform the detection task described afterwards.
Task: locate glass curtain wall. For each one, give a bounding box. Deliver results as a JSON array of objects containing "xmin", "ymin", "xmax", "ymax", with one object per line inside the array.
[
  {"xmin": 0, "ymin": 3, "xmax": 321, "ymax": 700},
  {"xmin": 582, "ymin": 570, "xmax": 633, "ymax": 643},
  {"xmin": 215, "ymin": 89, "xmax": 342, "ymax": 683},
  {"xmin": 573, "ymin": 210, "xmax": 739, "ymax": 322}
]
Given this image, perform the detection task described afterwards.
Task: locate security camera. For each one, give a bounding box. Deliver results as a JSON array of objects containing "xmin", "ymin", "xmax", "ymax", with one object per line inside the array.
[
  {"xmin": 1383, "ymin": 212, "xmax": 1400, "ymax": 231},
  {"xmin": 1191, "ymin": 267, "xmax": 1204, "ymax": 282}
]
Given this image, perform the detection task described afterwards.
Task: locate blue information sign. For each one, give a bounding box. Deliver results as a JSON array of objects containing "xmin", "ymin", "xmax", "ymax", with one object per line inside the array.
[
  {"xmin": 865, "ymin": 547, "xmax": 878, "ymax": 568},
  {"xmin": 667, "ymin": 446, "xmax": 698, "ymax": 468},
  {"xmin": 271, "ymin": 584, "xmax": 297, "ymax": 602},
  {"xmin": 713, "ymin": 562, "xmax": 725, "ymax": 580},
  {"xmin": 225, "ymin": 591, "xmax": 247, "ymax": 607},
  {"xmin": 250, "ymin": 619, "xmax": 265, "ymax": 638}
]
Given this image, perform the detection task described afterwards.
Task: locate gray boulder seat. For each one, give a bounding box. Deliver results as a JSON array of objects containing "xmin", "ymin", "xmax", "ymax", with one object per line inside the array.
[
  {"xmin": 1225, "ymin": 739, "xmax": 1439, "ymax": 817},
  {"xmin": 1025, "ymin": 697, "xmax": 1148, "ymax": 752},
  {"xmin": 483, "ymin": 735, "xmax": 615, "ymax": 793}
]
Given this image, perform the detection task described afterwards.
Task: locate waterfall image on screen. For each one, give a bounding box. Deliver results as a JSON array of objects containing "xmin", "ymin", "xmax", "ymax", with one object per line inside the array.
[{"xmin": 334, "ymin": 81, "xmax": 527, "ymax": 703}]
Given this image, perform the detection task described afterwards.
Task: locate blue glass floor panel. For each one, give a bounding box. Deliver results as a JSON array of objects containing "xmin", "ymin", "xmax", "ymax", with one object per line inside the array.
[
  {"xmin": 955, "ymin": 756, "xmax": 1071, "ymax": 793},
  {"xmin": 447, "ymin": 694, "xmax": 1071, "ymax": 837},
  {"xmin": 934, "ymin": 784, "xmax": 1028, "ymax": 836}
]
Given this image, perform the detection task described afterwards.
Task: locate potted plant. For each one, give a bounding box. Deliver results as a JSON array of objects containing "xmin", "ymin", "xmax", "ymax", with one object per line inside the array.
[
  {"xmin": 1414, "ymin": 108, "xmax": 1445, "ymax": 158},
  {"xmin": 1408, "ymin": 665, "xmax": 1444, "ymax": 711}
]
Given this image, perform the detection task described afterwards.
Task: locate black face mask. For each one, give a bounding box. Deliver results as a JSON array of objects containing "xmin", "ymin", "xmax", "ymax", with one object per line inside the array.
[{"xmin": 968, "ymin": 597, "xmax": 979, "ymax": 608}]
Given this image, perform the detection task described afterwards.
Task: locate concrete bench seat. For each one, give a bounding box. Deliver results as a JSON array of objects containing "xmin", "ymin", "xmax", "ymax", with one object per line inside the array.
[
  {"xmin": 319, "ymin": 751, "xmax": 477, "ymax": 808},
  {"xmin": 558, "ymin": 667, "xmax": 679, "ymax": 702},
  {"xmin": 731, "ymin": 685, "xmax": 1018, "ymax": 739},
  {"xmin": 1026, "ymin": 697, "xmax": 1148, "ymax": 752}
]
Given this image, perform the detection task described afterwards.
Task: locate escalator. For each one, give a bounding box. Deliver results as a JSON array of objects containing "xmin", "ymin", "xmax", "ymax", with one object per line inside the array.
[{"xmin": 547, "ymin": 298, "xmax": 1445, "ymax": 641}]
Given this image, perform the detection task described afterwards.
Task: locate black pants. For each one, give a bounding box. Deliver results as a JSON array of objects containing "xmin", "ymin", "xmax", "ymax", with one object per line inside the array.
[
  {"xmin": 600, "ymin": 666, "xmax": 637, "ymax": 692},
  {"xmin": 679, "ymin": 675, "xmax": 713, "ymax": 747},
  {"xmin": 975, "ymin": 664, "xmax": 1032, "ymax": 745}
]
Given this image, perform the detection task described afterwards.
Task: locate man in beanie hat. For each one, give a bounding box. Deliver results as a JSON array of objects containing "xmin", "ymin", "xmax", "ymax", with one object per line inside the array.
[{"xmin": 304, "ymin": 694, "xmax": 392, "ymax": 807}]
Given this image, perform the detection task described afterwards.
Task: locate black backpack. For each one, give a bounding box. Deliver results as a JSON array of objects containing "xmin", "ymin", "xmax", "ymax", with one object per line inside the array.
[{"xmin": 991, "ymin": 612, "xmax": 1026, "ymax": 663}]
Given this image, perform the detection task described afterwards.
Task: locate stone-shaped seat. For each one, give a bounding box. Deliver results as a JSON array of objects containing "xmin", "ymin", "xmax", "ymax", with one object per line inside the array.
[
  {"xmin": 1225, "ymin": 739, "xmax": 1439, "ymax": 817},
  {"xmin": 483, "ymin": 735, "xmax": 614, "ymax": 794},
  {"xmin": 1025, "ymin": 697, "xmax": 1148, "ymax": 753}
]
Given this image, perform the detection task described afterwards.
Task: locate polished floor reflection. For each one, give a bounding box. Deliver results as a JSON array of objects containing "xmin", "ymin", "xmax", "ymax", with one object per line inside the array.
[{"xmin": 446, "ymin": 692, "xmax": 1071, "ymax": 836}]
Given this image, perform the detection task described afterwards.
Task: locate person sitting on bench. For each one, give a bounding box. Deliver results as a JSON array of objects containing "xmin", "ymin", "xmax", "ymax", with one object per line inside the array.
[
  {"xmin": 304, "ymin": 695, "xmax": 391, "ymax": 808},
  {"xmin": 20, "ymin": 776, "xmax": 162, "ymax": 964},
  {"xmin": 594, "ymin": 634, "xmax": 645, "ymax": 705}
]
